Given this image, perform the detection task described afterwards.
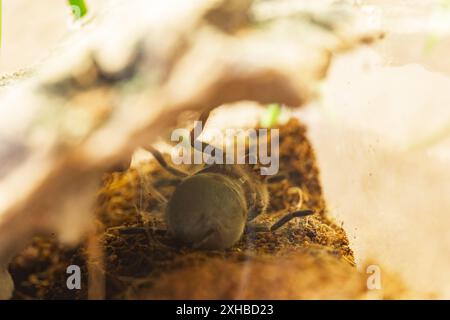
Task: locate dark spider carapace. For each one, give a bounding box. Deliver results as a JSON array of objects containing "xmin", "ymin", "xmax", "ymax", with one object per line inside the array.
[{"xmin": 148, "ymin": 109, "xmax": 314, "ymax": 249}]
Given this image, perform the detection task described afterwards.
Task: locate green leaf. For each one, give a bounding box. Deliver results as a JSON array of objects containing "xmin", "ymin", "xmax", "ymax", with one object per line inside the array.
[
  {"xmin": 68, "ymin": 0, "xmax": 88, "ymax": 19},
  {"xmin": 260, "ymin": 103, "xmax": 282, "ymax": 127}
]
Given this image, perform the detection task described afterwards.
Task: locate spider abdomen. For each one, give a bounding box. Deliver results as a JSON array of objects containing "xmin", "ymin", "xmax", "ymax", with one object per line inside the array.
[{"xmin": 166, "ymin": 172, "xmax": 247, "ymax": 249}]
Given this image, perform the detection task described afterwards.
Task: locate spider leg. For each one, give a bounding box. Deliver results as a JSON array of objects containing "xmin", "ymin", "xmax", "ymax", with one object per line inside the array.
[
  {"xmin": 146, "ymin": 107, "xmax": 220, "ymax": 177},
  {"xmin": 270, "ymin": 209, "xmax": 314, "ymax": 231},
  {"xmin": 264, "ymin": 172, "xmax": 288, "ymax": 184},
  {"xmin": 246, "ymin": 209, "xmax": 314, "ymax": 233},
  {"xmin": 106, "ymin": 225, "xmax": 165, "ymax": 233},
  {"xmin": 245, "ymin": 222, "xmax": 270, "ymax": 233},
  {"xmin": 147, "ymin": 145, "xmax": 188, "ymax": 178},
  {"xmin": 189, "ymin": 108, "xmax": 224, "ymax": 157},
  {"xmin": 190, "ymin": 109, "xmax": 212, "ymax": 149},
  {"xmin": 154, "ymin": 177, "xmax": 183, "ymax": 187}
]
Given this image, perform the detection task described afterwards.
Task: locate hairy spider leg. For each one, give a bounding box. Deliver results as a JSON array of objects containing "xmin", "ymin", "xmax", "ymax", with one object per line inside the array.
[
  {"xmin": 245, "ymin": 209, "xmax": 315, "ymax": 234},
  {"xmin": 148, "ymin": 107, "xmax": 220, "ymax": 176},
  {"xmin": 147, "ymin": 146, "xmax": 188, "ymax": 178},
  {"xmin": 264, "ymin": 172, "xmax": 288, "ymax": 183},
  {"xmin": 189, "ymin": 108, "xmax": 224, "ymax": 158},
  {"xmin": 270, "ymin": 209, "xmax": 314, "ymax": 231}
]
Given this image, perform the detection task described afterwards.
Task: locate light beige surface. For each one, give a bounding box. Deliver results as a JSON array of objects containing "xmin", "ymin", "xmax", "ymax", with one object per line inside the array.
[
  {"xmin": 299, "ymin": 33, "xmax": 450, "ymax": 300},
  {"xmin": 0, "ymin": 0, "xmax": 107, "ymax": 73},
  {"xmin": 286, "ymin": 0, "xmax": 450, "ymax": 298}
]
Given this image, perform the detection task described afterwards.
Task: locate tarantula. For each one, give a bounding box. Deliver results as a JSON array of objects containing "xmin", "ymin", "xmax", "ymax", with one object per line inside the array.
[{"xmin": 147, "ymin": 108, "xmax": 314, "ymax": 249}]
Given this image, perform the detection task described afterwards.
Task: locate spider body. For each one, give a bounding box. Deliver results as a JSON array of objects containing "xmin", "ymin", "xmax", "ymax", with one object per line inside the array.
[
  {"xmin": 148, "ymin": 108, "xmax": 313, "ymax": 250},
  {"xmin": 166, "ymin": 164, "xmax": 268, "ymax": 249}
]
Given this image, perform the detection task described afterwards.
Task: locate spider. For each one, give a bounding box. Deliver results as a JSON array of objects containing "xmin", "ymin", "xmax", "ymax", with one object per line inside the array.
[{"xmin": 146, "ymin": 108, "xmax": 314, "ymax": 249}]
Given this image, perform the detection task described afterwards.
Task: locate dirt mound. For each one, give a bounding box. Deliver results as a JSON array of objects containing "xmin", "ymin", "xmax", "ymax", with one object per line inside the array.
[{"xmin": 10, "ymin": 119, "xmax": 368, "ymax": 299}]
